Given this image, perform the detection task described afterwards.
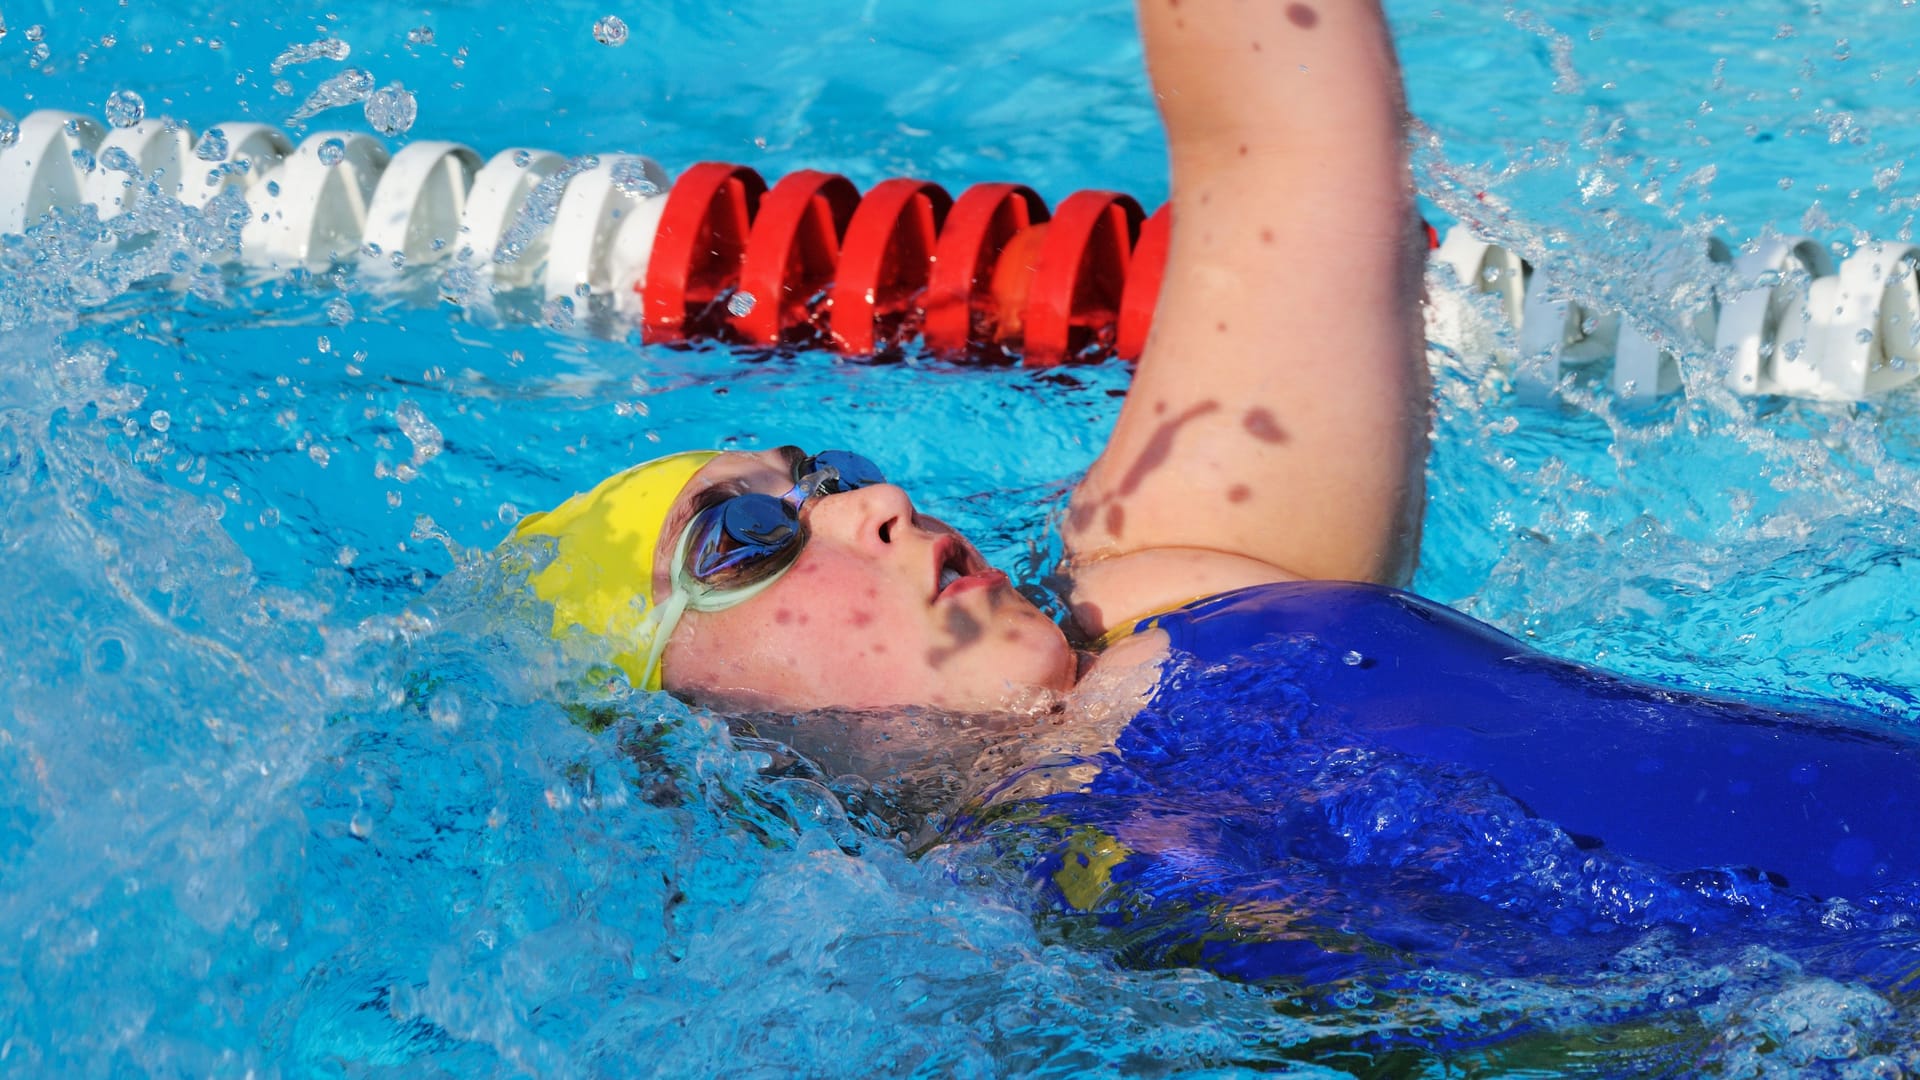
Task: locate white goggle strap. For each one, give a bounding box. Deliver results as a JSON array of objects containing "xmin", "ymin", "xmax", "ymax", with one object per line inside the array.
[{"xmin": 639, "ymin": 523, "xmax": 796, "ymax": 690}]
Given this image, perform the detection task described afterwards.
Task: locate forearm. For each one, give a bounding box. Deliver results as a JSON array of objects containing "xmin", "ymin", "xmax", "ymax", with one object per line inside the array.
[
  {"xmin": 1064, "ymin": 0, "xmax": 1427, "ymax": 606},
  {"xmin": 1139, "ymin": 0, "xmax": 1408, "ymax": 174}
]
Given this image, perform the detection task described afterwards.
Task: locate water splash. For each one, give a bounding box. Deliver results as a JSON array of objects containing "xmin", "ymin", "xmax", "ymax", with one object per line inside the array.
[
  {"xmin": 287, "ymin": 67, "xmax": 376, "ymax": 126},
  {"xmin": 269, "ymin": 38, "xmax": 351, "ymax": 76}
]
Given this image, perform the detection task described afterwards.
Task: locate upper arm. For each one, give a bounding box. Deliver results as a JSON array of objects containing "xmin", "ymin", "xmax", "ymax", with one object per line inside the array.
[{"xmin": 1062, "ymin": 0, "xmax": 1429, "ymax": 639}]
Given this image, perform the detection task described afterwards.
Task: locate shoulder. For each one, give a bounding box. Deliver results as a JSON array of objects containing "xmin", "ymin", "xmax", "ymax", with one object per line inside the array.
[{"xmin": 1062, "ymin": 547, "xmax": 1300, "ymax": 644}]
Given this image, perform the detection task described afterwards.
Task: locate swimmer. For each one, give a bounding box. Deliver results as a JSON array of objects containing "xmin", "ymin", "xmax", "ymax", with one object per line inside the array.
[{"xmin": 512, "ymin": 1, "xmax": 1920, "ymax": 982}]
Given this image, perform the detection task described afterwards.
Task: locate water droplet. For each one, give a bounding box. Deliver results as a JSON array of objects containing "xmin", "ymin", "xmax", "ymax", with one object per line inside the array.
[
  {"xmin": 512, "ymin": 149, "xmax": 532, "ymax": 168},
  {"xmin": 98, "ymin": 146, "xmax": 137, "ymax": 175},
  {"xmin": 316, "ymin": 137, "xmax": 346, "ymax": 165},
  {"xmin": 543, "ymin": 296, "xmax": 576, "ymax": 330},
  {"xmin": 191, "ymin": 127, "xmax": 229, "ymax": 163},
  {"xmin": 149, "ymin": 410, "xmax": 171, "ymax": 433},
  {"xmin": 70, "ymin": 148, "xmax": 96, "ymax": 172},
  {"xmin": 1856, "ymin": 328, "xmax": 1876, "ymax": 345},
  {"xmin": 610, "ymin": 157, "xmax": 659, "ymax": 197},
  {"xmin": 265, "ymin": 180, "xmax": 281, "ymax": 197},
  {"xmin": 364, "ymin": 82, "xmax": 417, "ymax": 137},
  {"xmin": 727, "ymin": 290, "xmax": 757, "ymax": 317},
  {"xmin": 0, "ymin": 119, "xmax": 19, "ymax": 147},
  {"xmin": 406, "ymin": 26, "xmax": 435, "ymax": 45},
  {"xmin": 104, "ymin": 89, "xmax": 145, "ymax": 128},
  {"xmin": 593, "ymin": 15, "xmax": 629, "ymax": 46},
  {"xmin": 325, "ymin": 296, "xmax": 353, "ymax": 325}
]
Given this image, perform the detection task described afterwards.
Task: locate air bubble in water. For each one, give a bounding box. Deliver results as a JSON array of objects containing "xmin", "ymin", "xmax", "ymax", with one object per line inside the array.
[
  {"xmin": 70, "ymin": 148, "xmax": 96, "ymax": 172},
  {"xmin": 317, "ymin": 137, "xmax": 346, "ymax": 165},
  {"xmin": 193, "ymin": 126, "xmax": 227, "ymax": 158},
  {"xmin": 104, "ymin": 89, "xmax": 145, "ymax": 128},
  {"xmin": 593, "ymin": 16, "xmax": 629, "ymax": 46},
  {"xmin": 149, "ymin": 410, "xmax": 171, "ymax": 433},
  {"xmin": 1343, "ymin": 650, "xmax": 1366, "ymax": 666},
  {"xmin": 406, "ymin": 26, "xmax": 434, "ymax": 45},
  {"xmin": 727, "ymin": 291, "xmax": 757, "ymax": 317},
  {"xmin": 610, "ymin": 157, "xmax": 659, "ymax": 197},
  {"xmin": 0, "ymin": 119, "xmax": 20, "ymax": 147},
  {"xmin": 543, "ymin": 296, "xmax": 576, "ymax": 330},
  {"xmin": 364, "ymin": 83, "xmax": 417, "ymax": 137},
  {"xmin": 25, "ymin": 24, "xmax": 43, "ymax": 43},
  {"xmin": 325, "ymin": 297, "xmax": 353, "ymax": 325}
]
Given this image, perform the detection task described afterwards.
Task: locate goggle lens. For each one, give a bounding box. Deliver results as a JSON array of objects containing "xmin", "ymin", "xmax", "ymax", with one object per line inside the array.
[{"xmin": 680, "ymin": 450, "xmax": 885, "ymax": 591}]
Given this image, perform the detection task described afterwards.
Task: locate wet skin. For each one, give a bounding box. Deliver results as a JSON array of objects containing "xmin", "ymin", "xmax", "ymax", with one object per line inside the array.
[{"xmin": 653, "ymin": 449, "xmax": 1079, "ymax": 712}]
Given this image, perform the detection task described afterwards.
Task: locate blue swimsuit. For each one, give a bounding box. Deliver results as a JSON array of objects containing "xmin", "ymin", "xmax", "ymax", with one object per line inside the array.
[{"xmin": 946, "ymin": 582, "xmax": 1920, "ymax": 986}]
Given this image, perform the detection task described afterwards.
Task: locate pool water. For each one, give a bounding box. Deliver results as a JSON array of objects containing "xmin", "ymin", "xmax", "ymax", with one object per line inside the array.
[{"xmin": 4, "ymin": 0, "xmax": 1920, "ymax": 1075}]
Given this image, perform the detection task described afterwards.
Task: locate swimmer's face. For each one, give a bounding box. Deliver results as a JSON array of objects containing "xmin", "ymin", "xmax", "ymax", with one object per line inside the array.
[{"xmin": 654, "ymin": 449, "xmax": 1076, "ymax": 711}]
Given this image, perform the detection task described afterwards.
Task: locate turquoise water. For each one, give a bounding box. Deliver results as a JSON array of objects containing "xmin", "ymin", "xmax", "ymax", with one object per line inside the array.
[{"xmin": 4, "ymin": 0, "xmax": 1920, "ymax": 1075}]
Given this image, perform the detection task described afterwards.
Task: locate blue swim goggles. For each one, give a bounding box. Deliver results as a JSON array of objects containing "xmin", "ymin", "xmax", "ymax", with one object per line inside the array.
[{"xmin": 639, "ymin": 449, "xmax": 887, "ymax": 684}]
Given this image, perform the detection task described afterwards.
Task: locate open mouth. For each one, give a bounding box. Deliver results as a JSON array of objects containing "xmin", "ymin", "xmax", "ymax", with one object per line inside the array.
[{"xmin": 933, "ymin": 536, "xmax": 1006, "ymax": 602}]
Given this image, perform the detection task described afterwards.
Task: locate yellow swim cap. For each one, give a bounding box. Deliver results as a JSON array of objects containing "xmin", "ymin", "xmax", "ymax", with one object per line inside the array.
[{"xmin": 513, "ymin": 449, "xmax": 719, "ymax": 691}]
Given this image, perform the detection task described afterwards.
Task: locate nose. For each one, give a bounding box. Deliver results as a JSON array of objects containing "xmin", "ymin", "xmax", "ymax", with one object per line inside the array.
[{"xmin": 803, "ymin": 482, "xmax": 918, "ymax": 550}]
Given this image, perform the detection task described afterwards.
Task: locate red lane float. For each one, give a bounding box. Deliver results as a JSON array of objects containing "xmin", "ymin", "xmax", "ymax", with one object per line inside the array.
[
  {"xmin": 635, "ymin": 160, "xmax": 1437, "ymax": 363},
  {"xmin": 831, "ymin": 178, "xmax": 952, "ymax": 355},
  {"xmin": 924, "ymin": 183, "xmax": 1050, "ymax": 359},
  {"xmin": 733, "ymin": 169, "xmax": 860, "ymax": 344},
  {"xmin": 641, "ymin": 162, "xmax": 765, "ymax": 344},
  {"xmin": 1020, "ymin": 190, "xmax": 1143, "ymax": 367},
  {"xmin": 1117, "ymin": 203, "xmax": 1172, "ymax": 361}
]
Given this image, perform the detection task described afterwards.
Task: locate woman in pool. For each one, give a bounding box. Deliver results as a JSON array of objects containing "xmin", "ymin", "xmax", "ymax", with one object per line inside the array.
[{"xmin": 515, "ymin": 0, "xmax": 1920, "ymax": 983}]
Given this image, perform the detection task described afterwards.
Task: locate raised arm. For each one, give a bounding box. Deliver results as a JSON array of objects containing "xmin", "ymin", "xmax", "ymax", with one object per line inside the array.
[{"xmin": 1062, "ymin": 0, "xmax": 1429, "ymax": 638}]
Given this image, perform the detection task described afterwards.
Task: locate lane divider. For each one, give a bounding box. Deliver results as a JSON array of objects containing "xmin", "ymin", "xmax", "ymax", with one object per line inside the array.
[{"xmin": 2, "ymin": 106, "xmax": 1916, "ymax": 399}]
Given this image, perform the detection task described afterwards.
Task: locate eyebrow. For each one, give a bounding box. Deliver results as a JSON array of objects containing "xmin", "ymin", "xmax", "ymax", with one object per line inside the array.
[{"xmin": 773, "ymin": 444, "xmax": 807, "ymax": 474}]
